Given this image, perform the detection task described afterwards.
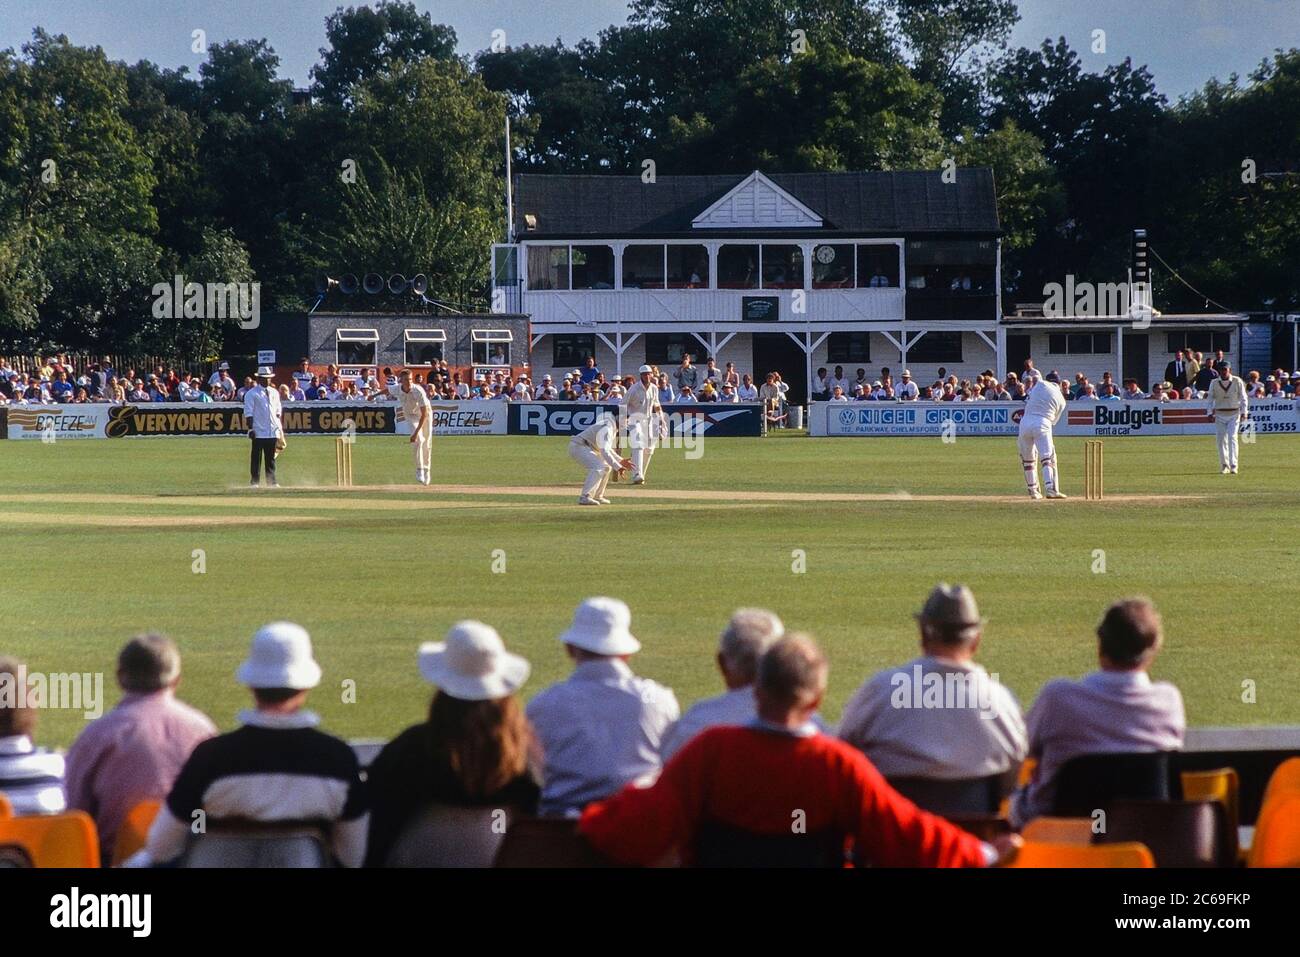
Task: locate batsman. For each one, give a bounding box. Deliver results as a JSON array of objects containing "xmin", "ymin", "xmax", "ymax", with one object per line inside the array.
[
  {"xmin": 386, "ymin": 369, "xmax": 432, "ymax": 485},
  {"xmin": 624, "ymin": 363, "xmax": 667, "ymax": 484},
  {"xmin": 1018, "ymin": 371, "xmax": 1068, "ymax": 499}
]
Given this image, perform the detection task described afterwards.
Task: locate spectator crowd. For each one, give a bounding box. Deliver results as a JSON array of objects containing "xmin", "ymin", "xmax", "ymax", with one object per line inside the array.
[{"xmin": 1, "ymin": 586, "xmax": 1190, "ymax": 868}]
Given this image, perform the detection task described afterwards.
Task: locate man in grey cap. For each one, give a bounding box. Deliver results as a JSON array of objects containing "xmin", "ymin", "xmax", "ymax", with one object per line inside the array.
[{"xmin": 838, "ymin": 584, "xmax": 1027, "ymax": 782}]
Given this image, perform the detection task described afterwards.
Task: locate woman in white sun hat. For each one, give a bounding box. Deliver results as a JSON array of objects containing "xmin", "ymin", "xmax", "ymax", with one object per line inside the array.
[
  {"xmin": 364, "ymin": 621, "xmax": 539, "ymax": 866},
  {"xmin": 526, "ymin": 597, "xmax": 679, "ymax": 817}
]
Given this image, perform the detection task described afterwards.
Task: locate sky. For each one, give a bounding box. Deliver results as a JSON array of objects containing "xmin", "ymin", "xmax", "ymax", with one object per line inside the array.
[{"xmin": 1, "ymin": 0, "xmax": 1297, "ymax": 100}]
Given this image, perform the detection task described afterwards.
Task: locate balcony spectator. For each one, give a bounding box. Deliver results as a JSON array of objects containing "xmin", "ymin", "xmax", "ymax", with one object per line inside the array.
[
  {"xmin": 722, "ymin": 361, "xmax": 740, "ymax": 388},
  {"xmin": 812, "ymin": 367, "xmax": 830, "ymax": 401},
  {"xmin": 0, "ymin": 656, "xmax": 66, "ymax": 815},
  {"xmin": 527, "ymin": 597, "xmax": 679, "ymax": 817},
  {"xmin": 830, "ymin": 386, "xmax": 849, "ymax": 403},
  {"xmin": 578, "ymin": 356, "xmax": 600, "ymax": 385},
  {"xmin": 701, "ymin": 358, "xmax": 723, "ymax": 388},
  {"xmin": 1122, "ymin": 379, "xmax": 1145, "ymax": 399},
  {"xmin": 63, "ymin": 634, "xmax": 217, "ymax": 863},
  {"xmin": 1009, "ymin": 598, "xmax": 1184, "ymax": 829},
  {"xmin": 896, "ymin": 370, "xmax": 920, "ymax": 400},
  {"xmin": 827, "ymin": 365, "xmax": 849, "ymax": 394},
  {"xmin": 736, "ymin": 374, "xmax": 758, "ymax": 401},
  {"xmin": 674, "ymin": 355, "xmax": 700, "ymax": 393}
]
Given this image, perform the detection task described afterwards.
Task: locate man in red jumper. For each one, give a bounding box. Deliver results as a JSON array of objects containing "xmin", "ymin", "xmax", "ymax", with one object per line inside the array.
[{"xmin": 580, "ymin": 634, "xmax": 1021, "ymax": 867}]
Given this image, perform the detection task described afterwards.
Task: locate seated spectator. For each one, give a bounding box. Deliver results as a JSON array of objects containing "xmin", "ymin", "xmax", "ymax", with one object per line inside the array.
[
  {"xmin": 365, "ymin": 621, "xmax": 539, "ymax": 867},
  {"xmin": 526, "ymin": 597, "xmax": 679, "ymax": 817},
  {"xmin": 1009, "ymin": 598, "xmax": 1185, "ymax": 828},
  {"xmin": 719, "ymin": 382, "xmax": 739, "ymax": 403},
  {"xmin": 0, "ymin": 656, "xmax": 66, "ymax": 814},
  {"xmin": 830, "ymin": 386, "xmax": 849, "ymax": 402},
  {"xmin": 64, "ymin": 634, "xmax": 217, "ymax": 861},
  {"xmin": 736, "ymin": 374, "xmax": 758, "ymax": 401},
  {"xmin": 838, "ymin": 584, "xmax": 1027, "ymax": 781},
  {"xmin": 660, "ymin": 609, "xmax": 787, "ymax": 761},
  {"xmin": 130, "ymin": 623, "xmax": 366, "ymax": 867},
  {"xmin": 580, "ymin": 635, "xmax": 1017, "ymax": 867},
  {"xmin": 677, "ymin": 385, "xmax": 695, "ymax": 402}
]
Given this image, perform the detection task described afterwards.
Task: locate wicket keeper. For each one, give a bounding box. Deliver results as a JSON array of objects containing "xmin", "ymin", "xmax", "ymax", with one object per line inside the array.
[
  {"xmin": 1206, "ymin": 360, "xmax": 1248, "ymax": 474},
  {"xmin": 570, "ymin": 412, "xmax": 632, "ymax": 505},
  {"xmin": 1018, "ymin": 371, "xmax": 1068, "ymax": 499},
  {"xmin": 387, "ymin": 369, "xmax": 433, "ymax": 485}
]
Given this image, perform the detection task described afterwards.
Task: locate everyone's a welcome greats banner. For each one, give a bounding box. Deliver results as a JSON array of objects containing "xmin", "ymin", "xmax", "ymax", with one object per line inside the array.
[{"xmin": 3, "ymin": 403, "xmax": 399, "ymax": 440}]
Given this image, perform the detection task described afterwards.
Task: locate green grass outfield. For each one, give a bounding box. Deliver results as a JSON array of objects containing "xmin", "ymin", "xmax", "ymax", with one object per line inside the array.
[{"xmin": 1, "ymin": 430, "xmax": 1296, "ymax": 747}]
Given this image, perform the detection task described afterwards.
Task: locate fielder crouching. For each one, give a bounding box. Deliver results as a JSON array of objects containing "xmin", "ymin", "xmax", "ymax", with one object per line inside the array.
[{"xmin": 570, "ymin": 412, "xmax": 632, "ymax": 506}]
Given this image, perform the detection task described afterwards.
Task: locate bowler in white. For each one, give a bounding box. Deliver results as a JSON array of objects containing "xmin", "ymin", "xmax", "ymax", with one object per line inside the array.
[
  {"xmin": 1018, "ymin": 372, "xmax": 1068, "ymax": 499},
  {"xmin": 1206, "ymin": 360, "xmax": 1248, "ymax": 474},
  {"xmin": 569, "ymin": 413, "xmax": 631, "ymax": 505},
  {"xmin": 387, "ymin": 370, "xmax": 433, "ymax": 485}
]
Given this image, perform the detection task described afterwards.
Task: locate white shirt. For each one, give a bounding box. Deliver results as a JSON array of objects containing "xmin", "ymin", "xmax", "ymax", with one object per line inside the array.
[
  {"xmin": 838, "ymin": 656, "xmax": 1028, "ymax": 780},
  {"xmin": 242, "ymin": 385, "xmax": 283, "ymax": 438},
  {"xmin": 897, "ymin": 380, "xmax": 919, "ymax": 399},
  {"xmin": 623, "ymin": 379, "xmax": 660, "ymax": 418},
  {"xmin": 737, "ymin": 383, "xmax": 758, "ymax": 401},
  {"xmin": 1020, "ymin": 380, "xmax": 1067, "ymax": 431},
  {"xmin": 526, "ymin": 658, "xmax": 679, "ymax": 816},
  {"xmin": 388, "ymin": 382, "xmax": 432, "ymax": 432},
  {"xmin": 571, "ymin": 417, "xmax": 624, "ymax": 469},
  {"xmin": 659, "ymin": 687, "xmax": 827, "ymax": 762}
]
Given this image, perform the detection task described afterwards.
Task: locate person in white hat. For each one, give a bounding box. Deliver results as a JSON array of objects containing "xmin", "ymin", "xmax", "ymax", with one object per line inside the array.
[
  {"xmin": 364, "ymin": 621, "xmax": 538, "ymax": 866},
  {"xmin": 526, "ymin": 597, "xmax": 679, "ymax": 816},
  {"xmin": 129, "ymin": 622, "xmax": 367, "ymax": 867},
  {"xmin": 623, "ymin": 364, "xmax": 666, "ymax": 485},
  {"xmin": 569, "ymin": 412, "xmax": 631, "ymax": 505},
  {"xmin": 244, "ymin": 366, "xmax": 284, "ymax": 487},
  {"xmin": 384, "ymin": 369, "xmax": 433, "ymax": 485},
  {"xmin": 1017, "ymin": 369, "xmax": 1067, "ymax": 499}
]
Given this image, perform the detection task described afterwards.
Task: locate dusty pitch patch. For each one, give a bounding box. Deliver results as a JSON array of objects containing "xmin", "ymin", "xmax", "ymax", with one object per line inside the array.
[{"xmin": 0, "ymin": 511, "xmax": 327, "ymax": 528}]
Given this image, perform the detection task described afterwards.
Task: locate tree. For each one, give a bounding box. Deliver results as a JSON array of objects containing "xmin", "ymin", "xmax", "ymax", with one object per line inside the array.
[
  {"xmin": 312, "ymin": 1, "xmax": 457, "ymax": 105},
  {"xmin": 663, "ymin": 46, "xmax": 944, "ymax": 173}
]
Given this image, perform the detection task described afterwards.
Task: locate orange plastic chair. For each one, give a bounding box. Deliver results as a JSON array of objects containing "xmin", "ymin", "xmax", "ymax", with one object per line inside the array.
[
  {"xmin": 111, "ymin": 799, "xmax": 162, "ymax": 868},
  {"xmin": 1003, "ymin": 840, "xmax": 1154, "ymax": 868},
  {"xmin": 0, "ymin": 794, "xmax": 12, "ymax": 818},
  {"xmin": 1260, "ymin": 757, "xmax": 1300, "ymax": 807},
  {"xmin": 1181, "ymin": 768, "xmax": 1239, "ymax": 838},
  {"xmin": 0, "ymin": 811, "xmax": 100, "ymax": 867},
  {"xmin": 1022, "ymin": 817, "xmax": 1094, "ymax": 846},
  {"xmin": 1248, "ymin": 792, "xmax": 1300, "ymax": 867}
]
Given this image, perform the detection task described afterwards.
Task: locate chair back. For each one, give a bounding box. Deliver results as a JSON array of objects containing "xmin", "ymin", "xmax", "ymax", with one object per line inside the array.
[
  {"xmin": 1249, "ymin": 792, "xmax": 1300, "ymax": 867},
  {"xmin": 1021, "ymin": 817, "xmax": 1095, "ymax": 846},
  {"xmin": 1005, "ymin": 840, "xmax": 1154, "ymax": 868},
  {"xmin": 887, "ymin": 769, "xmax": 1016, "ymax": 815},
  {"xmin": 1180, "ymin": 768, "xmax": 1239, "ymax": 842},
  {"xmin": 0, "ymin": 794, "xmax": 12, "ymax": 818},
  {"xmin": 493, "ymin": 817, "xmax": 614, "ymax": 867},
  {"xmin": 111, "ymin": 799, "xmax": 162, "ymax": 868},
  {"xmin": 694, "ymin": 821, "xmax": 843, "ymax": 868},
  {"xmin": 181, "ymin": 822, "xmax": 330, "ymax": 868},
  {"xmin": 0, "ymin": 811, "xmax": 99, "ymax": 867},
  {"xmin": 1099, "ymin": 799, "xmax": 1234, "ymax": 868},
  {"xmin": 1261, "ymin": 757, "xmax": 1300, "ymax": 807},
  {"xmin": 1051, "ymin": 751, "xmax": 1173, "ymax": 816},
  {"xmin": 385, "ymin": 803, "xmax": 514, "ymax": 868}
]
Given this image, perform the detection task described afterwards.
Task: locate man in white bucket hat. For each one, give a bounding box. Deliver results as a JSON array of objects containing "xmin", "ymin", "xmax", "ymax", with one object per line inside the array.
[
  {"xmin": 624, "ymin": 364, "xmax": 666, "ymax": 484},
  {"xmin": 129, "ymin": 622, "xmax": 367, "ymax": 867},
  {"xmin": 527, "ymin": 597, "xmax": 679, "ymax": 816}
]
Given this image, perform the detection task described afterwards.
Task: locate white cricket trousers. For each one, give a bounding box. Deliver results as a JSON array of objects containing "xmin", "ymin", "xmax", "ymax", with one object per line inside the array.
[
  {"xmin": 1215, "ymin": 412, "xmax": 1240, "ymax": 470},
  {"xmin": 1018, "ymin": 426, "xmax": 1059, "ymax": 493},
  {"xmin": 412, "ymin": 427, "xmax": 432, "ymax": 476},
  {"xmin": 629, "ymin": 421, "xmax": 656, "ymax": 480},
  {"xmin": 569, "ymin": 440, "xmax": 611, "ymax": 501}
]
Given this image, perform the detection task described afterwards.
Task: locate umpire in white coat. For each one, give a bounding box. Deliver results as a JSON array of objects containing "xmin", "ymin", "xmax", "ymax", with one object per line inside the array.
[
  {"xmin": 624, "ymin": 364, "xmax": 665, "ymax": 484},
  {"xmin": 244, "ymin": 366, "xmax": 283, "ymax": 487},
  {"xmin": 569, "ymin": 413, "xmax": 631, "ymax": 505}
]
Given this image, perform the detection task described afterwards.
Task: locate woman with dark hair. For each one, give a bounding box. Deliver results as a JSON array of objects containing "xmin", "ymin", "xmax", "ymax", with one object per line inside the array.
[{"xmin": 364, "ymin": 622, "xmax": 539, "ymax": 866}]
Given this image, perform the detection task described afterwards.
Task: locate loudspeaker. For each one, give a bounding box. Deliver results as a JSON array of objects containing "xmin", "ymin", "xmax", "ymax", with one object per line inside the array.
[
  {"xmin": 339, "ymin": 273, "xmax": 360, "ymax": 295},
  {"xmin": 314, "ymin": 273, "xmax": 337, "ymax": 294},
  {"xmin": 409, "ymin": 274, "xmax": 429, "ymax": 295},
  {"xmin": 363, "ymin": 273, "xmax": 385, "ymax": 294},
  {"xmin": 388, "ymin": 273, "xmax": 407, "ymax": 294}
]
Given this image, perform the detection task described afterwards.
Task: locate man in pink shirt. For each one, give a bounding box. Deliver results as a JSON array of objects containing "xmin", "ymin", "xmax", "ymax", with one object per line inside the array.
[
  {"xmin": 1009, "ymin": 598, "xmax": 1185, "ymax": 828},
  {"xmin": 64, "ymin": 635, "xmax": 217, "ymax": 862}
]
